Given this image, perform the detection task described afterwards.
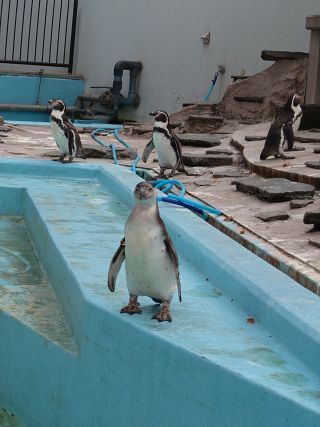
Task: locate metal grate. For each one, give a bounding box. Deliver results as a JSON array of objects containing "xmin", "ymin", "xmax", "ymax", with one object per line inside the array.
[{"xmin": 0, "ymin": 0, "xmax": 78, "ymax": 73}]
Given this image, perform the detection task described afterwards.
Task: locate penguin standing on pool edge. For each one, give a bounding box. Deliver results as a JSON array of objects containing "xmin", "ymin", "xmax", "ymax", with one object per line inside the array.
[
  {"xmin": 142, "ymin": 110, "xmax": 185, "ymax": 177},
  {"xmin": 107, "ymin": 182, "xmax": 181, "ymax": 322},
  {"xmin": 260, "ymin": 93, "xmax": 303, "ymax": 160},
  {"xmin": 49, "ymin": 99, "xmax": 86, "ymax": 163}
]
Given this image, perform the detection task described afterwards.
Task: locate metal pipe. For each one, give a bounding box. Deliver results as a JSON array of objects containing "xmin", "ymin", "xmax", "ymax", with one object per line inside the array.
[
  {"xmin": 0, "ymin": 103, "xmax": 102, "ymax": 115},
  {"xmin": 112, "ymin": 61, "xmax": 142, "ymax": 118},
  {"xmin": 75, "ymin": 94, "xmax": 100, "ymax": 109}
]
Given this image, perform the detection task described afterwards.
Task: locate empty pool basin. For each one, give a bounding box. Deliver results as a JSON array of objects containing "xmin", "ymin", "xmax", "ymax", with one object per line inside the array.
[{"xmin": 0, "ymin": 158, "xmax": 320, "ymax": 427}]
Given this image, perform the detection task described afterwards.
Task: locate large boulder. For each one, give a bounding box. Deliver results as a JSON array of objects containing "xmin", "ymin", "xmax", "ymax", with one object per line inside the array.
[{"xmin": 219, "ymin": 56, "xmax": 308, "ymax": 120}]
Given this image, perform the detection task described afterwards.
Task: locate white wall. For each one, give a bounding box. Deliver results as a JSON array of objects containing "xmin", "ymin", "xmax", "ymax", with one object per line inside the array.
[{"xmin": 74, "ymin": 0, "xmax": 319, "ymax": 120}]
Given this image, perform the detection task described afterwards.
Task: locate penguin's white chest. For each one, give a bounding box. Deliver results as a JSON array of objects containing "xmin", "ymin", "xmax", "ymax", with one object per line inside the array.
[
  {"xmin": 124, "ymin": 213, "xmax": 177, "ymax": 301},
  {"xmin": 153, "ymin": 132, "xmax": 177, "ymax": 168},
  {"xmin": 292, "ymin": 105, "xmax": 302, "ymax": 133},
  {"xmin": 51, "ymin": 121, "xmax": 70, "ymax": 155}
]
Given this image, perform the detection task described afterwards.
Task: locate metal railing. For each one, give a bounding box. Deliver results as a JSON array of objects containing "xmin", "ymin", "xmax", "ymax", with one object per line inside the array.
[{"xmin": 0, "ymin": 0, "xmax": 78, "ymax": 73}]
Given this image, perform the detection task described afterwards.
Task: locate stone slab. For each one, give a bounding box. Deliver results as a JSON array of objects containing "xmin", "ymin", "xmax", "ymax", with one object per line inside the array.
[
  {"xmin": 261, "ymin": 50, "xmax": 308, "ymax": 61},
  {"xmin": 83, "ymin": 145, "xmax": 137, "ymax": 160},
  {"xmin": 184, "ymin": 166, "xmax": 209, "ymax": 176},
  {"xmin": 245, "ymin": 135, "xmax": 266, "ymax": 141},
  {"xmin": 231, "ymin": 177, "xmax": 315, "ymax": 202},
  {"xmin": 284, "ymin": 146, "xmax": 305, "ymax": 152},
  {"xmin": 193, "ymin": 178, "xmax": 213, "ymax": 187},
  {"xmin": 206, "ymin": 148, "xmax": 233, "ymax": 155},
  {"xmin": 256, "ymin": 211, "xmax": 290, "ymax": 222},
  {"xmin": 308, "ymin": 238, "xmax": 320, "ymax": 248},
  {"xmin": 177, "ymin": 133, "xmax": 222, "ymax": 147},
  {"xmin": 295, "ymin": 134, "xmax": 320, "ymax": 143},
  {"xmin": 183, "ymin": 153, "xmax": 233, "ymax": 167},
  {"xmin": 234, "ymin": 96, "xmax": 264, "ymax": 103},
  {"xmin": 212, "ymin": 169, "xmax": 250, "ymax": 178},
  {"xmin": 305, "ymin": 161, "xmax": 320, "ymax": 169},
  {"xmin": 290, "ymin": 199, "xmax": 314, "ymax": 209},
  {"xmin": 304, "ymin": 211, "xmax": 320, "ymax": 225},
  {"xmin": 187, "ymin": 115, "xmax": 224, "ymax": 122}
]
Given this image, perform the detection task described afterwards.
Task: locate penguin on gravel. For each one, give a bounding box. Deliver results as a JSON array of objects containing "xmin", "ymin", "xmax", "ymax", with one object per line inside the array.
[
  {"xmin": 142, "ymin": 110, "xmax": 184, "ymax": 177},
  {"xmin": 107, "ymin": 181, "xmax": 181, "ymax": 322},
  {"xmin": 49, "ymin": 99, "xmax": 86, "ymax": 163},
  {"xmin": 260, "ymin": 93, "xmax": 303, "ymax": 160}
]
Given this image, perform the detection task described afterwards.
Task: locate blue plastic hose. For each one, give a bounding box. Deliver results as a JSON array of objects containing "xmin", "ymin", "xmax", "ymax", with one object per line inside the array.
[
  {"xmin": 90, "ymin": 128, "xmax": 221, "ymax": 220},
  {"xmin": 203, "ymin": 69, "xmax": 219, "ymax": 102},
  {"xmin": 153, "ymin": 179, "xmax": 186, "ymax": 197},
  {"xmin": 91, "ymin": 127, "xmax": 140, "ymax": 172}
]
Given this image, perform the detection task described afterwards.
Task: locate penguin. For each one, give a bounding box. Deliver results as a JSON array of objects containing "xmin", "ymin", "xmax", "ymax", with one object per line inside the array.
[
  {"xmin": 260, "ymin": 93, "xmax": 302, "ymax": 160},
  {"xmin": 142, "ymin": 110, "xmax": 184, "ymax": 177},
  {"xmin": 49, "ymin": 99, "xmax": 86, "ymax": 163},
  {"xmin": 108, "ymin": 181, "xmax": 181, "ymax": 322},
  {"xmin": 282, "ymin": 93, "xmax": 303, "ymax": 151}
]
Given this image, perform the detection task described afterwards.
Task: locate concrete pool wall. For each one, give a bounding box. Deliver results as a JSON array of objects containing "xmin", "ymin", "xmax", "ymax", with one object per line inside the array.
[{"xmin": 0, "ymin": 158, "xmax": 320, "ymax": 426}]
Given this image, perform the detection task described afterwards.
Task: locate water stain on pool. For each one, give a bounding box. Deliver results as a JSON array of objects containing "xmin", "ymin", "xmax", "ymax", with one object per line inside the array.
[{"xmin": 0, "ymin": 215, "xmax": 77, "ymax": 353}]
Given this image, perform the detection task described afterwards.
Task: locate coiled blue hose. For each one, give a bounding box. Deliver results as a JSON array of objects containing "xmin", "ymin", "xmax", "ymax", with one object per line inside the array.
[
  {"xmin": 153, "ymin": 179, "xmax": 222, "ymax": 219},
  {"xmin": 90, "ymin": 128, "xmax": 221, "ymax": 220},
  {"xmin": 91, "ymin": 127, "xmax": 140, "ymax": 172}
]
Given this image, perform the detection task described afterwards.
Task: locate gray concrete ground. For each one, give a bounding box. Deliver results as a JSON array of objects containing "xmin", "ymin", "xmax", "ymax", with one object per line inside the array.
[{"xmin": 1, "ymin": 122, "xmax": 319, "ymax": 294}]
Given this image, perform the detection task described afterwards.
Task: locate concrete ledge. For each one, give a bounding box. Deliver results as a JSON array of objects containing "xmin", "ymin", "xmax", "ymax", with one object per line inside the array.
[
  {"xmin": 232, "ymin": 124, "xmax": 320, "ymax": 188},
  {"xmin": 1, "ymin": 158, "xmax": 320, "ymax": 426}
]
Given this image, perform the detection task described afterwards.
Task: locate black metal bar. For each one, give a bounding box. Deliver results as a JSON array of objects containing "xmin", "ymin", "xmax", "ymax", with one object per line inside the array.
[
  {"xmin": 12, "ymin": 0, "xmax": 18, "ymax": 60},
  {"xmin": 63, "ymin": 0, "xmax": 70, "ymax": 64},
  {"xmin": 48, "ymin": 0, "xmax": 56, "ymax": 62},
  {"xmin": 56, "ymin": 0, "xmax": 63, "ymax": 62},
  {"xmin": 27, "ymin": 0, "xmax": 34, "ymax": 60},
  {"xmin": 4, "ymin": 0, "xmax": 11, "ymax": 59},
  {"xmin": 68, "ymin": 0, "xmax": 77, "ymax": 74},
  {"xmin": 34, "ymin": 0, "xmax": 41, "ymax": 61},
  {"xmin": 19, "ymin": 0, "xmax": 26, "ymax": 60},
  {"xmin": 0, "ymin": 59, "xmax": 69, "ymax": 66},
  {"xmin": 41, "ymin": 0, "xmax": 49, "ymax": 62},
  {"xmin": 0, "ymin": 0, "xmax": 78, "ymax": 71}
]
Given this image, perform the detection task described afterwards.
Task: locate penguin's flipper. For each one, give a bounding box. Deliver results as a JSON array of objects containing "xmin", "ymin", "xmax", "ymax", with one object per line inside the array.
[
  {"xmin": 142, "ymin": 139, "xmax": 155, "ymax": 163},
  {"xmin": 283, "ymin": 123, "xmax": 294, "ymax": 151},
  {"xmin": 108, "ymin": 238, "xmax": 125, "ymax": 292},
  {"xmin": 160, "ymin": 219, "xmax": 181, "ymax": 302},
  {"xmin": 73, "ymin": 129, "xmax": 86, "ymax": 159},
  {"xmin": 67, "ymin": 129, "xmax": 75, "ymax": 157},
  {"xmin": 170, "ymin": 129, "xmax": 185, "ymax": 172}
]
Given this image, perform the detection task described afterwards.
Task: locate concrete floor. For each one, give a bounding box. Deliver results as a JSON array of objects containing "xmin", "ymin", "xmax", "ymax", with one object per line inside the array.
[{"xmin": 1, "ymin": 122, "xmax": 319, "ymax": 293}]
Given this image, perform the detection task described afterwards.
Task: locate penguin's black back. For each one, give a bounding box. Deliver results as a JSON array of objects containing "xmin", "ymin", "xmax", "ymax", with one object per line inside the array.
[{"xmin": 260, "ymin": 119, "xmax": 282, "ymax": 160}]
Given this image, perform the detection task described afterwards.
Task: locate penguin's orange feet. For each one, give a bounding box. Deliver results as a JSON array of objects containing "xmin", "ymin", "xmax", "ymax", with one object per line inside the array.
[
  {"xmin": 120, "ymin": 303, "xmax": 142, "ymax": 315},
  {"xmin": 120, "ymin": 295, "xmax": 142, "ymax": 315},
  {"xmin": 152, "ymin": 301, "xmax": 172, "ymax": 322},
  {"xmin": 52, "ymin": 154, "xmax": 66, "ymax": 163}
]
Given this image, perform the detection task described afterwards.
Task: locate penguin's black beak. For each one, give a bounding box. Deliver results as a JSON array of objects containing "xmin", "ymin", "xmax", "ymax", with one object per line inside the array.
[
  {"xmin": 48, "ymin": 99, "xmax": 53, "ymax": 105},
  {"xmin": 149, "ymin": 111, "xmax": 157, "ymax": 117}
]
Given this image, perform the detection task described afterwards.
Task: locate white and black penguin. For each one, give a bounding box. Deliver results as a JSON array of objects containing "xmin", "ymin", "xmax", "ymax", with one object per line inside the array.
[
  {"xmin": 49, "ymin": 99, "xmax": 86, "ymax": 163},
  {"xmin": 142, "ymin": 110, "xmax": 184, "ymax": 177},
  {"xmin": 260, "ymin": 93, "xmax": 302, "ymax": 160},
  {"xmin": 108, "ymin": 181, "xmax": 181, "ymax": 322}
]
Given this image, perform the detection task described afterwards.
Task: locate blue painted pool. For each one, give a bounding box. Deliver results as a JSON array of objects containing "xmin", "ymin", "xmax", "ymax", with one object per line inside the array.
[{"xmin": 0, "ymin": 158, "xmax": 320, "ymax": 427}]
